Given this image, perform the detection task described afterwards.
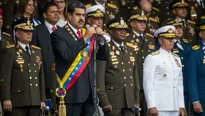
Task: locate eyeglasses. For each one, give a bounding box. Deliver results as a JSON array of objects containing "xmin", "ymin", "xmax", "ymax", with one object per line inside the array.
[{"xmin": 54, "ymin": 0, "xmax": 65, "ymax": 4}]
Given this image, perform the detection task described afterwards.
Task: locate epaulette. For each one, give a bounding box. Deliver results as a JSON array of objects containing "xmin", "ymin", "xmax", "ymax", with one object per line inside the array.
[
  {"xmin": 151, "ymin": 50, "xmax": 160, "ymax": 55},
  {"xmin": 187, "ymin": 20, "xmax": 196, "ymax": 25},
  {"xmin": 107, "ymin": 3, "xmax": 118, "ymax": 9},
  {"xmin": 126, "ymin": 42, "xmax": 138, "ymax": 49},
  {"xmin": 201, "ymin": 15, "xmax": 205, "ymax": 19},
  {"xmin": 85, "ymin": 4, "xmax": 91, "ymax": 9},
  {"xmin": 149, "ymin": 17, "xmax": 159, "ymax": 23},
  {"xmin": 5, "ymin": 44, "xmax": 15, "ymax": 48},
  {"xmin": 172, "ymin": 52, "xmax": 179, "ymax": 58},
  {"xmin": 133, "ymin": 6, "xmax": 138, "ymax": 10},
  {"xmin": 192, "ymin": 45, "xmax": 200, "ymax": 50},
  {"xmin": 2, "ymin": 32, "xmax": 11, "ymax": 36},
  {"xmin": 145, "ymin": 33, "xmax": 154, "ymax": 38},
  {"xmin": 31, "ymin": 45, "xmax": 41, "ymax": 50},
  {"xmin": 182, "ymin": 38, "xmax": 189, "ymax": 43},
  {"xmin": 152, "ymin": 7, "xmax": 159, "ymax": 12}
]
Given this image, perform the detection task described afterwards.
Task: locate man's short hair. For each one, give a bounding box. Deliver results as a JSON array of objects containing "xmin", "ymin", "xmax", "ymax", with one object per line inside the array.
[
  {"xmin": 42, "ymin": 2, "xmax": 57, "ymax": 14},
  {"xmin": 67, "ymin": 1, "xmax": 85, "ymax": 14}
]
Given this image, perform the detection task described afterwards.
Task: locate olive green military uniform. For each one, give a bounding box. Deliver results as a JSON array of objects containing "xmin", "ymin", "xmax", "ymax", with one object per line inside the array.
[
  {"xmin": 0, "ymin": 44, "xmax": 46, "ymax": 116},
  {"xmin": 0, "ymin": 32, "xmax": 13, "ymax": 51},
  {"xmin": 86, "ymin": 2, "xmax": 119, "ymax": 32},
  {"xmin": 152, "ymin": 0, "xmax": 174, "ymax": 25},
  {"xmin": 97, "ymin": 40, "xmax": 140, "ymax": 116},
  {"xmin": 126, "ymin": 31, "xmax": 156, "ymax": 116},
  {"xmin": 187, "ymin": 0, "xmax": 205, "ymax": 22}
]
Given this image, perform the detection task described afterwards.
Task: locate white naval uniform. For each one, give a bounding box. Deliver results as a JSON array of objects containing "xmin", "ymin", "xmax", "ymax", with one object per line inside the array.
[{"xmin": 143, "ymin": 48, "xmax": 185, "ymax": 116}]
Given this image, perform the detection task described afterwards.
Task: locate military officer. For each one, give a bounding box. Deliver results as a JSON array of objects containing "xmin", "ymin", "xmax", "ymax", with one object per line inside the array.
[
  {"xmin": 86, "ymin": 4, "xmax": 111, "ymax": 43},
  {"xmin": 96, "ymin": 17, "xmax": 140, "ymax": 116},
  {"xmin": 85, "ymin": 0, "xmax": 119, "ymax": 32},
  {"xmin": 152, "ymin": 0, "xmax": 174, "ymax": 24},
  {"xmin": 187, "ymin": 19, "xmax": 205, "ymax": 116},
  {"xmin": 165, "ymin": 18, "xmax": 192, "ymax": 114},
  {"xmin": 0, "ymin": 8, "xmax": 13, "ymax": 52},
  {"xmin": 126, "ymin": 8, "xmax": 156, "ymax": 116},
  {"xmin": 0, "ymin": 17, "xmax": 46, "ymax": 116},
  {"xmin": 169, "ymin": 0, "xmax": 197, "ymax": 45},
  {"xmin": 138, "ymin": 0, "xmax": 160, "ymax": 35},
  {"xmin": 143, "ymin": 25, "xmax": 185, "ymax": 116}
]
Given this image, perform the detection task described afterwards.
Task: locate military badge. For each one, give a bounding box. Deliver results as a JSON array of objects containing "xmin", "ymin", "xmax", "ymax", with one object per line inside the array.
[
  {"xmin": 175, "ymin": 59, "xmax": 181, "ymax": 67},
  {"xmin": 148, "ymin": 44, "xmax": 155, "ymax": 49},
  {"xmin": 109, "ymin": 13, "xmax": 115, "ymax": 19},
  {"xmin": 111, "ymin": 55, "xmax": 117, "ymax": 59},
  {"xmin": 130, "ymin": 56, "xmax": 135, "ymax": 62},
  {"xmin": 111, "ymin": 58, "xmax": 118, "ymax": 62},
  {"xmin": 112, "ymin": 61, "xmax": 119, "ymax": 65}
]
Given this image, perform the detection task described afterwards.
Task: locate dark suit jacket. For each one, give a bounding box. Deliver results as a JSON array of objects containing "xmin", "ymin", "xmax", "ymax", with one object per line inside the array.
[
  {"xmin": 51, "ymin": 24, "xmax": 108, "ymax": 104},
  {"xmin": 0, "ymin": 44, "xmax": 46, "ymax": 107}
]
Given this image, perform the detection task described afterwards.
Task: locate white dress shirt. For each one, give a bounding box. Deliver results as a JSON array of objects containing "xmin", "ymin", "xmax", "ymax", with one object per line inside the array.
[
  {"xmin": 143, "ymin": 48, "xmax": 184, "ymax": 111},
  {"xmin": 68, "ymin": 23, "xmax": 81, "ymax": 38},
  {"xmin": 44, "ymin": 21, "xmax": 57, "ymax": 34},
  {"xmin": 18, "ymin": 41, "xmax": 31, "ymax": 54}
]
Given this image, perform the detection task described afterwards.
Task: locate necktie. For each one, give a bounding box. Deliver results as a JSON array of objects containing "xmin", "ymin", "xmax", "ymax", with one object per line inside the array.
[
  {"xmin": 120, "ymin": 45, "xmax": 124, "ymax": 51},
  {"xmin": 52, "ymin": 26, "xmax": 57, "ymax": 31},
  {"xmin": 25, "ymin": 46, "xmax": 30, "ymax": 55},
  {"xmin": 182, "ymin": 20, "xmax": 187, "ymax": 27},
  {"xmin": 77, "ymin": 30, "xmax": 83, "ymax": 39},
  {"xmin": 139, "ymin": 35, "xmax": 143, "ymax": 39}
]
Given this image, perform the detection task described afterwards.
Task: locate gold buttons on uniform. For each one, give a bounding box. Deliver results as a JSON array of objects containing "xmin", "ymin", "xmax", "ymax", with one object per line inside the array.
[
  {"xmin": 123, "ymin": 69, "xmax": 125, "ymax": 72},
  {"xmin": 30, "ymin": 77, "xmax": 32, "ymax": 79},
  {"xmin": 130, "ymin": 84, "xmax": 133, "ymax": 86},
  {"xmin": 35, "ymin": 70, "xmax": 37, "ymax": 72},
  {"xmin": 124, "ymin": 77, "xmax": 126, "ymax": 79},
  {"xmin": 111, "ymin": 87, "xmax": 114, "ymax": 90},
  {"xmin": 29, "ymin": 70, "xmax": 31, "ymax": 72},
  {"xmin": 124, "ymin": 84, "xmax": 126, "ymax": 87},
  {"xmin": 130, "ymin": 76, "xmax": 133, "ymax": 79},
  {"xmin": 35, "ymin": 77, "xmax": 37, "ymax": 79},
  {"xmin": 34, "ymin": 64, "xmax": 36, "ymax": 66},
  {"xmin": 36, "ymin": 84, "xmax": 38, "ymax": 86},
  {"xmin": 28, "ymin": 63, "xmax": 30, "ymax": 66},
  {"xmin": 30, "ymin": 84, "xmax": 32, "ymax": 86},
  {"xmin": 129, "ymin": 69, "xmax": 132, "ymax": 71},
  {"xmin": 121, "ymin": 62, "xmax": 124, "ymax": 65}
]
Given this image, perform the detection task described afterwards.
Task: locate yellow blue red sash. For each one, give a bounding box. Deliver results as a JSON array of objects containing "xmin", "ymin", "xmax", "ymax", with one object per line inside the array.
[{"xmin": 56, "ymin": 37, "xmax": 94, "ymax": 97}]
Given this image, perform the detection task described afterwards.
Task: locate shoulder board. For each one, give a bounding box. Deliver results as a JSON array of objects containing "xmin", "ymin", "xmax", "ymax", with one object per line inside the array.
[
  {"xmin": 152, "ymin": 7, "xmax": 159, "ymax": 12},
  {"xmin": 182, "ymin": 38, "xmax": 189, "ymax": 43},
  {"xmin": 126, "ymin": 42, "xmax": 137, "ymax": 49},
  {"xmin": 187, "ymin": 20, "xmax": 196, "ymax": 25},
  {"xmin": 151, "ymin": 50, "xmax": 160, "ymax": 55},
  {"xmin": 201, "ymin": 15, "xmax": 205, "ymax": 19},
  {"xmin": 85, "ymin": 4, "xmax": 91, "ymax": 9},
  {"xmin": 31, "ymin": 45, "xmax": 41, "ymax": 50},
  {"xmin": 192, "ymin": 45, "xmax": 200, "ymax": 50},
  {"xmin": 107, "ymin": 3, "xmax": 117, "ymax": 9},
  {"xmin": 145, "ymin": 33, "xmax": 154, "ymax": 38},
  {"xmin": 149, "ymin": 17, "xmax": 159, "ymax": 23},
  {"xmin": 5, "ymin": 44, "xmax": 15, "ymax": 48},
  {"xmin": 172, "ymin": 52, "xmax": 179, "ymax": 58},
  {"xmin": 133, "ymin": 6, "xmax": 138, "ymax": 10},
  {"xmin": 2, "ymin": 32, "xmax": 11, "ymax": 36}
]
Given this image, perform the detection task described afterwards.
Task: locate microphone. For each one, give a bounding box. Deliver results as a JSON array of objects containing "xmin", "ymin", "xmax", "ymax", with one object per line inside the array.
[{"xmin": 85, "ymin": 24, "xmax": 105, "ymax": 45}]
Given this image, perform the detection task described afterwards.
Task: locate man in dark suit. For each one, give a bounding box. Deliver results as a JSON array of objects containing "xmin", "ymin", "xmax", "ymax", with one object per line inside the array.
[
  {"xmin": 31, "ymin": 2, "xmax": 59, "ymax": 111},
  {"xmin": 51, "ymin": 1, "xmax": 108, "ymax": 116},
  {"xmin": 0, "ymin": 17, "xmax": 46, "ymax": 116}
]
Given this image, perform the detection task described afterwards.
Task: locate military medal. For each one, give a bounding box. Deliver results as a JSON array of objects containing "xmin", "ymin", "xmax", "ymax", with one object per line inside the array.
[
  {"xmin": 111, "ymin": 55, "xmax": 117, "ymax": 58},
  {"xmin": 148, "ymin": 44, "xmax": 155, "ymax": 49},
  {"xmin": 110, "ymin": 51, "xmax": 115, "ymax": 56},
  {"xmin": 81, "ymin": 50, "xmax": 89, "ymax": 60},
  {"xmin": 112, "ymin": 61, "xmax": 119, "ymax": 65},
  {"xmin": 111, "ymin": 58, "xmax": 118, "ymax": 62},
  {"xmin": 16, "ymin": 52, "xmax": 24, "ymax": 72},
  {"xmin": 175, "ymin": 59, "xmax": 181, "ymax": 67},
  {"xmin": 136, "ymin": 39, "xmax": 139, "ymax": 43},
  {"xmin": 36, "ymin": 56, "xmax": 41, "ymax": 63},
  {"xmin": 130, "ymin": 56, "xmax": 135, "ymax": 62}
]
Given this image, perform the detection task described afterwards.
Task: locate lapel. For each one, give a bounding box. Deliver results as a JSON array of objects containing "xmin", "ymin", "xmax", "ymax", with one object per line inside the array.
[
  {"xmin": 65, "ymin": 24, "xmax": 80, "ymax": 41},
  {"xmin": 16, "ymin": 44, "xmax": 30, "ymax": 60}
]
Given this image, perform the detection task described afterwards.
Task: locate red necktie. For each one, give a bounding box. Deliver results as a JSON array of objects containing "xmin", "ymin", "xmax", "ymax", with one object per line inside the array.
[
  {"xmin": 52, "ymin": 26, "xmax": 57, "ymax": 31},
  {"xmin": 77, "ymin": 30, "xmax": 83, "ymax": 39}
]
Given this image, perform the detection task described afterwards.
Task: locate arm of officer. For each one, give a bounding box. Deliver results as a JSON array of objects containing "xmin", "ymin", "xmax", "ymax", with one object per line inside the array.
[
  {"xmin": 178, "ymin": 58, "xmax": 185, "ymax": 108},
  {"xmin": 96, "ymin": 60, "xmax": 110, "ymax": 107},
  {"xmin": 0, "ymin": 48, "xmax": 13, "ymax": 101},
  {"xmin": 143, "ymin": 54, "xmax": 156, "ymax": 109},
  {"xmin": 39, "ymin": 55, "xmax": 46, "ymax": 103},
  {"xmin": 51, "ymin": 30, "xmax": 88, "ymax": 62},
  {"xmin": 134, "ymin": 53, "xmax": 140, "ymax": 105},
  {"xmin": 187, "ymin": 51, "xmax": 199, "ymax": 103}
]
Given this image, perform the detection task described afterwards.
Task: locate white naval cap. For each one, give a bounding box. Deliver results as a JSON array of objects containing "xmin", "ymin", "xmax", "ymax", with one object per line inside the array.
[
  {"xmin": 86, "ymin": 5, "xmax": 105, "ymax": 18},
  {"xmin": 154, "ymin": 25, "xmax": 176, "ymax": 38}
]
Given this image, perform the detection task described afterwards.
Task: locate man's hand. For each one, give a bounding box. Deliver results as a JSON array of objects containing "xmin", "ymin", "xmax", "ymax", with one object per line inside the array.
[
  {"xmin": 103, "ymin": 104, "xmax": 112, "ymax": 112},
  {"xmin": 193, "ymin": 102, "xmax": 203, "ymax": 113},
  {"xmin": 40, "ymin": 102, "xmax": 46, "ymax": 109},
  {"xmin": 3, "ymin": 100, "xmax": 12, "ymax": 112},
  {"xmin": 178, "ymin": 108, "xmax": 185, "ymax": 116},
  {"xmin": 83, "ymin": 26, "xmax": 96, "ymax": 41},
  {"xmin": 149, "ymin": 107, "xmax": 158, "ymax": 116}
]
